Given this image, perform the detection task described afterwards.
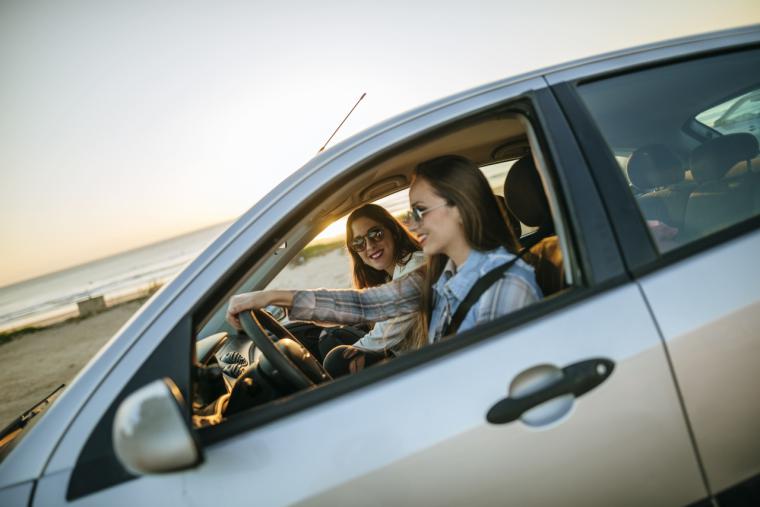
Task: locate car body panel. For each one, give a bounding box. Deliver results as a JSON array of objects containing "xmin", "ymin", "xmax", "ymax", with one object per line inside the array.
[
  {"xmin": 639, "ymin": 228, "xmax": 760, "ymax": 494},
  {"xmin": 33, "ymin": 468, "xmax": 185, "ymax": 507},
  {"xmin": 0, "ymin": 481, "xmax": 34, "ymax": 507}
]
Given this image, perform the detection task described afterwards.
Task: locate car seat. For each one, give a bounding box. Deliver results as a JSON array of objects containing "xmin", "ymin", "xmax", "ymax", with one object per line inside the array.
[
  {"xmin": 627, "ymin": 144, "xmax": 693, "ymax": 233},
  {"xmin": 494, "ymin": 194, "xmax": 523, "ymax": 240},
  {"xmin": 684, "ymin": 133, "xmax": 760, "ymax": 240},
  {"xmin": 503, "ymin": 156, "xmax": 564, "ymax": 297}
]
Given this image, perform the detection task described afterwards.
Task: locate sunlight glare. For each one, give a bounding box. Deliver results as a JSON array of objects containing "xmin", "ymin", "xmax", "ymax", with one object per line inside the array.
[{"xmin": 314, "ymin": 216, "xmax": 348, "ymax": 242}]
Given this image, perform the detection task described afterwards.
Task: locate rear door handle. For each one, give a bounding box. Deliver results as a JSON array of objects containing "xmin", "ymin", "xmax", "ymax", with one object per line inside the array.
[{"xmin": 486, "ymin": 358, "xmax": 614, "ymax": 425}]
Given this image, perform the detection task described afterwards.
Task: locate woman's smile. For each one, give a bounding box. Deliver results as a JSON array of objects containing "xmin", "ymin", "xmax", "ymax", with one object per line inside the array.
[
  {"xmin": 363, "ymin": 242, "xmax": 391, "ymax": 271},
  {"xmin": 367, "ymin": 248, "xmax": 385, "ymax": 261},
  {"xmin": 351, "ymin": 216, "xmax": 396, "ymax": 275}
]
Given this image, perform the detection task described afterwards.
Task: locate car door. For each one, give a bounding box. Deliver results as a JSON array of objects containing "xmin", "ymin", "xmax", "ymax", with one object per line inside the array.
[
  {"xmin": 185, "ymin": 291, "xmax": 704, "ymax": 507},
  {"xmin": 179, "ymin": 86, "xmax": 707, "ymax": 506},
  {"xmin": 554, "ymin": 34, "xmax": 760, "ymax": 506}
]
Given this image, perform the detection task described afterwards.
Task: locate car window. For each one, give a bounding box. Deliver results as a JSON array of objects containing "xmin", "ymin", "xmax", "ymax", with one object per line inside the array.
[
  {"xmin": 576, "ymin": 48, "xmax": 760, "ymax": 253},
  {"xmin": 264, "ymin": 230, "xmax": 352, "ymax": 291}
]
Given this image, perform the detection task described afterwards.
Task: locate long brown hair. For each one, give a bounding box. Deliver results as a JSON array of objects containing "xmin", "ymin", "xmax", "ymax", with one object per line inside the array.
[
  {"xmin": 346, "ymin": 203, "xmax": 421, "ymax": 289},
  {"xmin": 400, "ymin": 155, "xmax": 519, "ymax": 351}
]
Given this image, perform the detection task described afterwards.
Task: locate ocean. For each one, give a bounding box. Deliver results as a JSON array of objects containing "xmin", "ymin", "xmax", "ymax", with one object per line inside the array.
[{"xmin": 0, "ymin": 222, "xmax": 231, "ymax": 334}]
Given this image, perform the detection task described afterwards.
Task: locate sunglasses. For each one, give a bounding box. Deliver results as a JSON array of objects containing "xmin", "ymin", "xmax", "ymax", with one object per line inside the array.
[
  {"xmin": 350, "ymin": 227, "xmax": 385, "ymax": 252},
  {"xmin": 403, "ymin": 202, "xmax": 448, "ymax": 225}
]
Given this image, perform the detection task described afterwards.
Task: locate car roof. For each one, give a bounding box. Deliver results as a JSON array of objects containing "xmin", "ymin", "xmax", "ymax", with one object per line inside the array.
[{"xmin": 543, "ymin": 23, "xmax": 760, "ymax": 83}]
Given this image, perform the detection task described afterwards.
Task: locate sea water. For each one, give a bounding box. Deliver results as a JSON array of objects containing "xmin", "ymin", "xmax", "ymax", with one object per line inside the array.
[{"xmin": 0, "ymin": 222, "xmax": 230, "ymax": 333}]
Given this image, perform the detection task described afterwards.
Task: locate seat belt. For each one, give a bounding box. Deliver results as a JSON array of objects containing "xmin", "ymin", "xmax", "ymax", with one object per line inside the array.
[{"xmin": 442, "ymin": 249, "xmax": 526, "ymax": 337}]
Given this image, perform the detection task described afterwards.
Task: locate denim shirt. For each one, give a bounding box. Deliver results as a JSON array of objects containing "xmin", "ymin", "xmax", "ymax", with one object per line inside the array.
[{"xmin": 428, "ymin": 247, "xmax": 541, "ymax": 342}]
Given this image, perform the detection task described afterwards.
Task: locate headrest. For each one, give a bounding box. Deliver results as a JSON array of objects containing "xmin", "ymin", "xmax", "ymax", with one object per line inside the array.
[
  {"xmin": 504, "ymin": 156, "xmax": 550, "ymax": 228},
  {"xmin": 494, "ymin": 194, "xmax": 522, "ymax": 239},
  {"xmin": 690, "ymin": 133, "xmax": 759, "ymax": 182},
  {"xmin": 626, "ymin": 144, "xmax": 684, "ymax": 191}
]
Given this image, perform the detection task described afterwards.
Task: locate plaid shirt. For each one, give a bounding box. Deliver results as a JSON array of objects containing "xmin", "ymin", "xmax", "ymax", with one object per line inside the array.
[{"xmin": 290, "ymin": 247, "xmax": 541, "ymax": 345}]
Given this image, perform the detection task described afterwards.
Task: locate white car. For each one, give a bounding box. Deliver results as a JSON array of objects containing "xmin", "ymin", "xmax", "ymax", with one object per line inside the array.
[{"xmin": 1, "ymin": 25, "xmax": 759, "ymax": 507}]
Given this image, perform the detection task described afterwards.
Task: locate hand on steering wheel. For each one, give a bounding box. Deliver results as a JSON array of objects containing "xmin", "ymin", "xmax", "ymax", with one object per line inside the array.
[{"xmin": 238, "ymin": 309, "xmax": 330, "ymax": 390}]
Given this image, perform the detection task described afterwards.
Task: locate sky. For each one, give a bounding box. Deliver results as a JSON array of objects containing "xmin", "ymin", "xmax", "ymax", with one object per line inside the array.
[{"xmin": 1, "ymin": 0, "xmax": 759, "ymax": 288}]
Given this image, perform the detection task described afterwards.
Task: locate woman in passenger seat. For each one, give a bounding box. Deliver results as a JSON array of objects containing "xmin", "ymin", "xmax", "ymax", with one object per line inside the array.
[
  {"xmin": 309, "ymin": 204, "xmax": 424, "ymax": 363},
  {"xmin": 227, "ymin": 155, "xmax": 541, "ymax": 376}
]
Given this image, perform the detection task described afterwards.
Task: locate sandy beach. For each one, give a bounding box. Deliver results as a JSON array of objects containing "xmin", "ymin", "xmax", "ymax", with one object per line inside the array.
[
  {"xmin": 0, "ymin": 300, "xmax": 146, "ymax": 430},
  {"xmin": 0, "ymin": 248, "xmax": 351, "ymax": 430}
]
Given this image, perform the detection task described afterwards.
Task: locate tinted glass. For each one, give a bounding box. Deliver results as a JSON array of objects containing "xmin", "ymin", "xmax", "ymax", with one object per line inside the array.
[{"xmin": 578, "ymin": 49, "xmax": 760, "ymax": 252}]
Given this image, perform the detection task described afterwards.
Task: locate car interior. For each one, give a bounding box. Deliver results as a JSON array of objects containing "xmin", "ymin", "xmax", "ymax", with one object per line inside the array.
[
  {"xmin": 626, "ymin": 133, "xmax": 760, "ymax": 249},
  {"xmin": 577, "ymin": 48, "xmax": 760, "ymax": 253},
  {"xmin": 189, "ymin": 108, "xmax": 576, "ymax": 428}
]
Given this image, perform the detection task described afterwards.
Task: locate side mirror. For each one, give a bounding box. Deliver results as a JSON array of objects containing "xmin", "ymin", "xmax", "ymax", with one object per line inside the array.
[{"xmin": 113, "ymin": 378, "xmax": 202, "ymax": 475}]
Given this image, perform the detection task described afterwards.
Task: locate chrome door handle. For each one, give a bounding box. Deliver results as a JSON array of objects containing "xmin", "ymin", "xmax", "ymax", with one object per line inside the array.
[{"xmin": 486, "ymin": 358, "xmax": 615, "ymax": 425}]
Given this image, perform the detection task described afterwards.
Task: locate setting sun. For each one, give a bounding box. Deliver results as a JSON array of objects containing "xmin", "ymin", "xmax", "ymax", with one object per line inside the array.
[{"xmin": 314, "ymin": 217, "xmax": 348, "ymax": 242}]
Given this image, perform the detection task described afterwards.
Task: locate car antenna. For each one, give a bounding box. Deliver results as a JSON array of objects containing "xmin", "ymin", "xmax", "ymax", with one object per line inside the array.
[{"xmin": 318, "ymin": 92, "xmax": 367, "ymax": 153}]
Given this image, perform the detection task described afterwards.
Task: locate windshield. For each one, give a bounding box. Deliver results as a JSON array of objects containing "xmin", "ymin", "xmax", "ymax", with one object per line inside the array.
[{"xmin": 696, "ymin": 88, "xmax": 760, "ymax": 142}]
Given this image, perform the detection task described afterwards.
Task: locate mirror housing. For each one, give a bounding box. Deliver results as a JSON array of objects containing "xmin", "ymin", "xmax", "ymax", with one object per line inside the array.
[{"xmin": 113, "ymin": 378, "xmax": 202, "ymax": 475}]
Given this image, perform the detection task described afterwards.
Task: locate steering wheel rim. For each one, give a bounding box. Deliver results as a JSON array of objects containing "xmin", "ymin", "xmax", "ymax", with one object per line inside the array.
[{"xmin": 238, "ymin": 309, "xmax": 318, "ymax": 390}]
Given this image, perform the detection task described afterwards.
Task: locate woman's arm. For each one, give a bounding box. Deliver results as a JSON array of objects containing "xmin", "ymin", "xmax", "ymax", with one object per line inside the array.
[
  {"xmin": 290, "ymin": 270, "xmax": 425, "ymax": 325},
  {"xmin": 226, "ymin": 270, "xmax": 424, "ymax": 329},
  {"xmin": 226, "ymin": 290, "xmax": 294, "ymax": 329}
]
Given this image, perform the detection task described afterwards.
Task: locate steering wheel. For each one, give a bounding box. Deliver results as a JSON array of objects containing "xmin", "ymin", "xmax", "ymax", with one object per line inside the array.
[{"xmin": 238, "ymin": 309, "xmax": 330, "ymax": 390}]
